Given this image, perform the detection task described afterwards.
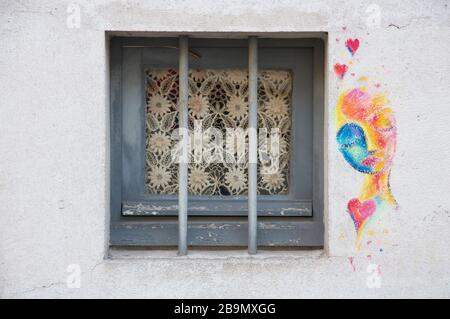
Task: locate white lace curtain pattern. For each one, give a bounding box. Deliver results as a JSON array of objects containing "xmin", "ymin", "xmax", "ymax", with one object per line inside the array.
[{"xmin": 145, "ymin": 69, "xmax": 292, "ymax": 196}]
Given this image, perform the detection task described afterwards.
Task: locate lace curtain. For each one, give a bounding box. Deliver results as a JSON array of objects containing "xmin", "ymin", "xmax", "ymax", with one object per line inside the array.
[{"xmin": 145, "ymin": 69, "xmax": 292, "ymax": 196}]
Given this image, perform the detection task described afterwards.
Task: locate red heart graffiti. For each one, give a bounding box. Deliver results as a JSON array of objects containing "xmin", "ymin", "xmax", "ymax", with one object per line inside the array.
[
  {"xmin": 347, "ymin": 198, "xmax": 376, "ymax": 231},
  {"xmin": 334, "ymin": 63, "xmax": 348, "ymax": 79},
  {"xmin": 345, "ymin": 38, "xmax": 360, "ymax": 55}
]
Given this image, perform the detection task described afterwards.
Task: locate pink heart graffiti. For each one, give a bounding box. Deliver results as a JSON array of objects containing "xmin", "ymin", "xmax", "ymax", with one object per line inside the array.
[
  {"xmin": 347, "ymin": 198, "xmax": 376, "ymax": 231},
  {"xmin": 334, "ymin": 63, "xmax": 348, "ymax": 79},
  {"xmin": 345, "ymin": 38, "xmax": 360, "ymax": 55}
]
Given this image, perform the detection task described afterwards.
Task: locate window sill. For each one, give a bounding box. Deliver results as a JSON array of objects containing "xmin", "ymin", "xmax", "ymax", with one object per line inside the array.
[{"xmin": 108, "ymin": 247, "xmax": 324, "ymax": 260}]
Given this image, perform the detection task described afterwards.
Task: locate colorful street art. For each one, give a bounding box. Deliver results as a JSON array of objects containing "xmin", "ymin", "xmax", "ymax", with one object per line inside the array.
[
  {"xmin": 333, "ymin": 63, "xmax": 348, "ymax": 80},
  {"xmin": 335, "ymin": 38, "xmax": 398, "ymax": 245},
  {"xmin": 345, "ymin": 38, "xmax": 360, "ymax": 55}
]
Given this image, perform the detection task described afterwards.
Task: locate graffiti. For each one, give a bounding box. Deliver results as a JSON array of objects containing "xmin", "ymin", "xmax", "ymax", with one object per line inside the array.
[
  {"xmin": 336, "ymin": 86, "xmax": 397, "ymax": 241},
  {"xmin": 345, "ymin": 38, "xmax": 360, "ymax": 55},
  {"xmin": 334, "ymin": 63, "xmax": 348, "ymax": 80},
  {"xmin": 335, "ymin": 38, "xmax": 398, "ymax": 244},
  {"xmin": 348, "ymin": 256, "xmax": 356, "ymax": 272}
]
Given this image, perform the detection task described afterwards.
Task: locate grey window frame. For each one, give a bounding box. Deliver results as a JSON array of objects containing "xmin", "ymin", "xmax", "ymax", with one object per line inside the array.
[{"xmin": 109, "ymin": 36, "xmax": 324, "ymax": 248}]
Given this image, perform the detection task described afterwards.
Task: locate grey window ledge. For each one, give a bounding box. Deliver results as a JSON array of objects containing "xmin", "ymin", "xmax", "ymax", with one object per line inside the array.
[{"xmin": 108, "ymin": 247, "xmax": 324, "ymax": 260}]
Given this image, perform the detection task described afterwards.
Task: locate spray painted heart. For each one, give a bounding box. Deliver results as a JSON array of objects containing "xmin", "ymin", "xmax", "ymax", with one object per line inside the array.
[
  {"xmin": 347, "ymin": 198, "xmax": 376, "ymax": 231},
  {"xmin": 334, "ymin": 63, "xmax": 348, "ymax": 79},
  {"xmin": 345, "ymin": 38, "xmax": 360, "ymax": 55}
]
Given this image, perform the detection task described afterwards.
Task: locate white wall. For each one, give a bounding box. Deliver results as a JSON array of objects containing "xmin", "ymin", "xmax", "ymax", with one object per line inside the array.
[{"xmin": 1, "ymin": 0, "xmax": 449, "ymax": 298}]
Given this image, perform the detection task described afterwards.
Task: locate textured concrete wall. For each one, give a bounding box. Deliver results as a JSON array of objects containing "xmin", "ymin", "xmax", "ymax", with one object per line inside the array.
[{"xmin": 1, "ymin": 0, "xmax": 449, "ymax": 298}]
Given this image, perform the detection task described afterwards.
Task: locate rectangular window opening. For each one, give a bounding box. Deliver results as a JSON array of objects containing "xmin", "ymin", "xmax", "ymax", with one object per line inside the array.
[{"xmin": 109, "ymin": 35, "xmax": 325, "ymax": 252}]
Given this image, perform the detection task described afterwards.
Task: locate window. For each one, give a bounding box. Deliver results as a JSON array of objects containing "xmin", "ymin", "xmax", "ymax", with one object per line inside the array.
[{"xmin": 110, "ymin": 36, "xmax": 324, "ymax": 253}]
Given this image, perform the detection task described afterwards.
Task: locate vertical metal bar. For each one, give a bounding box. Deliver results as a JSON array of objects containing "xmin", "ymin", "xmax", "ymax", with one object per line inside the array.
[
  {"xmin": 248, "ymin": 36, "xmax": 258, "ymax": 254},
  {"xmin": 178, "ymin": 36, "xmax": 189, "ymax": 256}
]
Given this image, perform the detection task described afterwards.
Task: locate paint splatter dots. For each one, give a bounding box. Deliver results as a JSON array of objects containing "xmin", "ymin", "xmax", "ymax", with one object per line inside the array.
[{"xmin": 348, "ymin": 256, "xmax": 356, "ymax": 272}]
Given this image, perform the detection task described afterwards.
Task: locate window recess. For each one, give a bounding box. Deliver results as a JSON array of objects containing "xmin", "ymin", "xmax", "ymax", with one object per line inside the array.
[{"xmin": 110, "ymin": 36, "xmax": 324, "ymax": 253}]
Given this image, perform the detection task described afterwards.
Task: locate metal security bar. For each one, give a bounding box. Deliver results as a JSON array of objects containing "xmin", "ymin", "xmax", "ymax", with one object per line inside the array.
[
  {"xmin": 248, "ymin": 36, "xmax": 258, "ymax": 254},
  {"xmin": 177, "ymin": 36, "xmax": 260, "ymax": 255},
  {"xmin": 178, "ymin": 36, "xmax": 189, "ymax": 256}
]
